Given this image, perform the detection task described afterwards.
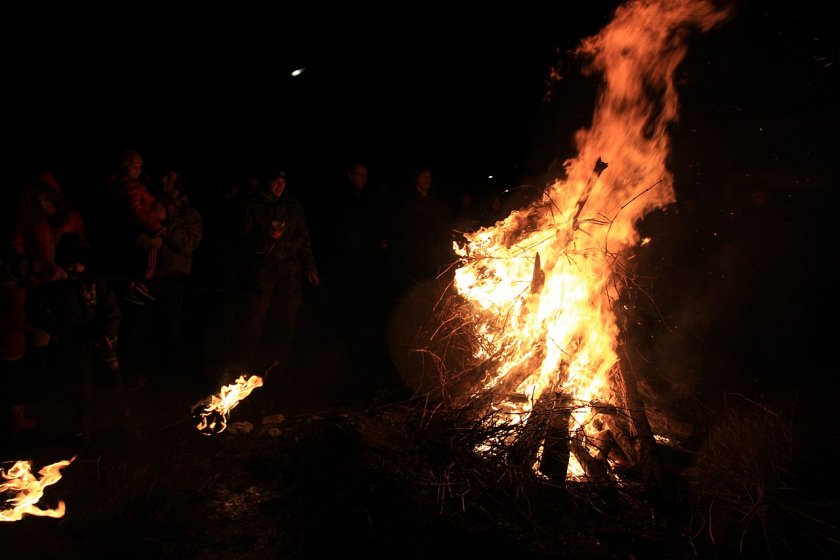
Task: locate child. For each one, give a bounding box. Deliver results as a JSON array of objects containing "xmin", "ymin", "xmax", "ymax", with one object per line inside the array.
[
  {"xmin": 106, "ymin": 149, "xmax": 167, "ymax": 304},
  {"xmin": 26, "ymin": 232, "xmax": 134, "ymax": 448}
]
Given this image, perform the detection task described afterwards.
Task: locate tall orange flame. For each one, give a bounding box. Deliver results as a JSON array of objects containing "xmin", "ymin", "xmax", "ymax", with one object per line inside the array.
[
  {"xmin": 1, "ymin": 457, "xmax": 75, "ymax": 521},
  {"xmin": 454, "ymin": 0, "xmax": 730, "ymax": 478}
]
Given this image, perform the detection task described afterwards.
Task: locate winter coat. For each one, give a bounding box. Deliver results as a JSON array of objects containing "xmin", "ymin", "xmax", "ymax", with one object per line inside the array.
[
  {"xmin": 151, "ymin": 194, "xmax": 203, "ymax": 278},
  {"xmin": 242, "ymin": 190, "xmax": 318, "ymax": 277},
  {"xmin": 10, "ymin": 212, "xmax": 87, "ymax": 265},
  {"xmin": 107, "ymin": 174, "xmax": 165, "ymax": 235}
]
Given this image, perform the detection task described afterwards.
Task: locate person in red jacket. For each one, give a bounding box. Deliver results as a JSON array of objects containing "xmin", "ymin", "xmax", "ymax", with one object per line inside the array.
[
  {"xmin": 10, "ymin": 170, "xmax": 87, "ymax": 267},
  {"xmin": 2, "ymin": 170, "xmax": 86, "ymax": 432}
]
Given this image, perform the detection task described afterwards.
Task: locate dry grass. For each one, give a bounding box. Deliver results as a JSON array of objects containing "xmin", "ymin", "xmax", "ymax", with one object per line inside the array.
[{"xmin": 684, "ymin": 392, "xmax": 840, "ymax": 558}]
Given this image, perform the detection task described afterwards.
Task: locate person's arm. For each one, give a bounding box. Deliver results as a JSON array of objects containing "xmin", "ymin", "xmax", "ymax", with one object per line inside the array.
[{"xmin": 288, "ymin": 201, "xmax": 319, "ymax": 285}]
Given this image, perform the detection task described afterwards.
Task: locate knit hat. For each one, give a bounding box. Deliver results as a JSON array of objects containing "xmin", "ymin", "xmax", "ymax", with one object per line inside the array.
[{"xmin": 267, "ymin": 170, "xmax": 286, "ymax": 182}]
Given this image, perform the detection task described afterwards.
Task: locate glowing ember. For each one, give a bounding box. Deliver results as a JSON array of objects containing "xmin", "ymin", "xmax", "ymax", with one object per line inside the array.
[
  {"xmin": 194, "ymin": 375, "xmax": 264, "ymax": 435},
  {"xmin": 453, "ymin": 0, "xmax": 729, "ymax": 479},
  {"xmin": 1, "ymin": 457, "xmax": 75, "ymax": 521}
]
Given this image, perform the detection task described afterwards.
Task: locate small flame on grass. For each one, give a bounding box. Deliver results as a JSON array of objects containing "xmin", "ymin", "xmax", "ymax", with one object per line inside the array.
[
  {"xmin": 1, "ymin": 457, "xmax": 75, "ymax": 521},
  {"xmin": 194, "ymin": 375, "xmax": 264, "ymax": 435}
]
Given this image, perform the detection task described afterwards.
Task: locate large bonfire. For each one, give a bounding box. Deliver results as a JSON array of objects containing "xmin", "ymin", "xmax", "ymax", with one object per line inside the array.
[{"xmin": 419, "ymin": 0, "xmax": 731, "ymax": 481}]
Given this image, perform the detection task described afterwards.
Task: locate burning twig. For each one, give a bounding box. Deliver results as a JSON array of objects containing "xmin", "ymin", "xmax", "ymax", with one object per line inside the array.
[
  {"xmin": 1, "ymin": 457, "xmax": 75, "ymax": 521},
  {"xmin": 602, "ymin": 177, "xmax": 663, "ymax": 256},
  {"xmin": 193, "ymin": 374, "xmax": 264, "ymax": 436},
  {"xmin": 571, "ymin": 157, "xmax": 609, "ymax": 228}
]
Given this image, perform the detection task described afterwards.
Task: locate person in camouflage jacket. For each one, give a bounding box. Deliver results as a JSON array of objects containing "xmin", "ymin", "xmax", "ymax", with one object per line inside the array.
[{"xmin": 228, "ymin": 170, "xmax": 319, "ymax": 375}]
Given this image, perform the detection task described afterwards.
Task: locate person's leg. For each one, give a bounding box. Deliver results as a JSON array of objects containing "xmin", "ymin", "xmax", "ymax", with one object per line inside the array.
[
  {"xmin": 262, "ymin": 266, "xmax": 301, "ymax": 367},
  {"xmin": 229, "ymin": 267, "xmax": 275, "ymax": 376},
  {"xmin": 167, "ymin": 282, "xmax": 185, "ymax": 360},
  {"xmin": 99, "ymin": 345, "xmax": 135, "ymax": 437},
  {"xmin": 151, "ymin": 278, "xmax": 184, "ymax": 362},
  {"xmin": 201, "ymin": 295, "xmax": 236, "ymax": 389},
  {"xmin": 70, "ymin": 347, "xmax": 96, "ymax": 447},
  {"xmin": 0, "ymin": 286, "xmax": 34, "ymax": 433}
]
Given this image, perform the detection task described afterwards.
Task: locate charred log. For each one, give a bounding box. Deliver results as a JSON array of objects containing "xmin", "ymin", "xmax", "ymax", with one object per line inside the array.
[
  {"xmin": 536, "ymin": 395, "xmax": 574, "ymax": 483},
  {"xmin": 609, "ymin": 361, "xmax": 662, "ymax": 485},
  {"xmin": 558, "ymin": 157, "xmax": 610, "ymax": 246},
  {"xmin": 597, "ymin": 414, "xmax": 633, "ymax": 468},
  {"xmin": 508, "ymin": 392, "xmax": 573, "ymax": 483},
  {"xmin": 571, "ymin": 430, "xmax": 609, "ymax": 483},
  {"xmin": 530, "ymin": 252, "xmax": 546, "ymax": 294},
  {"xmin": 571, "ymin": 157, "xmax": 609, "ymax": 229}
]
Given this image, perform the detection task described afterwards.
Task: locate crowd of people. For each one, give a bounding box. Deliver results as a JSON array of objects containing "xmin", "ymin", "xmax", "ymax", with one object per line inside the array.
[{"xmin": 1, "ymin": 149, "xmax": 508, "ymax": 447}]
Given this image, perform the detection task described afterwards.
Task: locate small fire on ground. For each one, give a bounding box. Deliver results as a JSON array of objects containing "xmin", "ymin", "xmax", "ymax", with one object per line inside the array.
[
  {"xmin": 193, "ymin": 375, "xmax": 264, "ymax": 436},
  {"xmin": 1, "ymin": 457, "xmax": 75, "ymax": 522}
]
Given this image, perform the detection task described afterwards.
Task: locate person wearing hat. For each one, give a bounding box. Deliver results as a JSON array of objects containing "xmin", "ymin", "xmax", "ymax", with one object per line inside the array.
[
  {"xmin": 8, "ymin": 169, "xmax": 89, "ymax": 397},
  {"xmin": 26, "ymin": 232, "xmax": 134, "ymax": 448},
  {"xmin": 227, "ymin": 169, "xmax": 319, "ymax": 376}
]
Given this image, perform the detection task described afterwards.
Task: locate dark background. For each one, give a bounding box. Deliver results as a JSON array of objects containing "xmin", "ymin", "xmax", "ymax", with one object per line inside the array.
[
  {"xmin": 0, "ymin": 1, "xmax": 617, "ymax": 196},
  {"xmin": 1, "ymin": 1, "xmax": 836, "ymax": 197}
]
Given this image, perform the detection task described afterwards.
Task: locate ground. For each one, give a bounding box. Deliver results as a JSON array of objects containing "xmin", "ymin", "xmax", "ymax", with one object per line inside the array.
[{"xmin": 2, "ymin": 285, "xmax": 840, "ymax": 560}]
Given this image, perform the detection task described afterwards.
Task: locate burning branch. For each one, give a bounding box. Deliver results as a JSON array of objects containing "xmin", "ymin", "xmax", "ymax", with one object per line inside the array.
[
  {"xmin": 530, "ymin": 252, "xmax": 546, "ymax": 294},
  {"xmin": 1, "ymin": 457, "xmax": 75, "ymax": 521},
  {"xmin": 193, "ymin": 374, "xmax": 264, "ymax": 436},
  {"xmin": 570, "ymin": 157, "xmax": 609, "ymax": 230}
]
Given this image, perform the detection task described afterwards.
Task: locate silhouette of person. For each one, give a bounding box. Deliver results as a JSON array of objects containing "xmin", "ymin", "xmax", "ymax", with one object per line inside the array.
[{"xmin": 228, "ymin": 170, "xmax": 319, "ymax": 374}]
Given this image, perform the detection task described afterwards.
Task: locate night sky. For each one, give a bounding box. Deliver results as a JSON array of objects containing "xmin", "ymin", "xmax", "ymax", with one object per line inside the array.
[
  {"xmin": 2, "ymin": 2, "xmax": 836, "ymax": 200},
  {"xmin": 2, "ymin": 2, "xmax": 607, "ymax": 193},
  {"xmin": 2, "ymin": 0, "xmax": 837, "ymax": 310}
]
